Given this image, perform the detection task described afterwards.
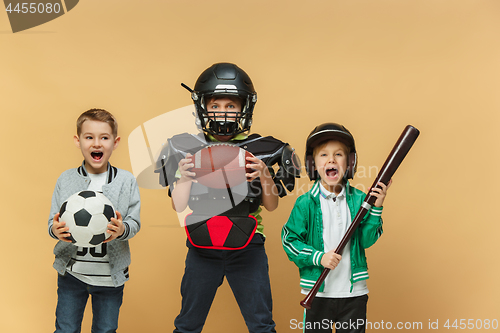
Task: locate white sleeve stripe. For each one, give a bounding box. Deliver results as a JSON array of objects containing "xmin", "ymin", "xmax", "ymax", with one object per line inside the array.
[
  {"xmin": 313, "ymin": 251, "xmax": 323, "ymax": 266},
  {"xmin": 283, "ymin": 241, "xmax": 299, "ymax": 256},
  {"xmin": 353, "ymin": 274, "xmax": 369, "ymax": 281},
  {"xmin": 281, "ymin": 227, "xmax": 299, "ymax": 255}
]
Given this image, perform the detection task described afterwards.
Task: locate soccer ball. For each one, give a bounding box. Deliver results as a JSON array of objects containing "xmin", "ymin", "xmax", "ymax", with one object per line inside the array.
[{"xmin": 59, "ymin": 190, "xmax": 115, "ymax": 247}]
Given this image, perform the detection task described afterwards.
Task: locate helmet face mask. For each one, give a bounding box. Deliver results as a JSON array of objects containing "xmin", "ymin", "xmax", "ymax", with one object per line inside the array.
[
  {"xmin": 206, "ymin": 110, "xmax": 240, "ymax": 136},
  {"xmin": 191, "ymin": 63, "xmax": 257, "ymax": 137}
]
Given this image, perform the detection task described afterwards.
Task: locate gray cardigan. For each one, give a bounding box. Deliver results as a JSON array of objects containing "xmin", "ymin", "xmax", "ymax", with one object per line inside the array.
[{"xmin": 48, "ymin": 162, "xmax": 141, "ymax": 286}]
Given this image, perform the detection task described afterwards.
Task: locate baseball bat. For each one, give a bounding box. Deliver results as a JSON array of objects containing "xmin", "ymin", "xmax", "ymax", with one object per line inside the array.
[{"xmin": 300, "ymin": 125, "xmax": 420, "ymax": 309}]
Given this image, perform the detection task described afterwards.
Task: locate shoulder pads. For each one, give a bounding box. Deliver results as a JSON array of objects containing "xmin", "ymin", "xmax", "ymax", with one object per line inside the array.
[
  {"xmin": 235, "ymin": 135, "xmax": 301, "ymax": 197},
  {"xmin": 154, "ymin": 133, "xmax": 207, "ymax": 189},
  {"xmin": 280, "ymin": 143, "xmax": 302, "ymax": 178}
]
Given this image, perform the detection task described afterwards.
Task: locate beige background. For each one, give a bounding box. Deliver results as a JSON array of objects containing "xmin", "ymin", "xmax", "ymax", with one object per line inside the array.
[{"xmin": 1, "ymin": 0, "xmax": 499, "ymax": 332}]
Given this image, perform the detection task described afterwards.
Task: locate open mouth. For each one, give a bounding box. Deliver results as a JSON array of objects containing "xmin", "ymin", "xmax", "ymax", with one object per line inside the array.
[
  {"xmin": 326, "ymin": 167, "xmax": 338, "ymax": 178},
  {"xmin": 91, "ymin": 152, "xmax": 104, "ymax": 161}
]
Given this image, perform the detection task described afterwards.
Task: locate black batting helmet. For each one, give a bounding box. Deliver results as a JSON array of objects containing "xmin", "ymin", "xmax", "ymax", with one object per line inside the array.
[{"xmin": 305, "ymin": 123, "xmax": 357, "ymax": 181}]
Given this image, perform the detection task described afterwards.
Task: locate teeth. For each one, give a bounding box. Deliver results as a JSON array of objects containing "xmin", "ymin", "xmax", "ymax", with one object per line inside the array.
[
  {"xmin": 326, "ymin": 168, "xmax": 338, "ymax": 178},
  {"xmin": 91, "ymin": 152, "xmax": 103, "ymax": 160}
]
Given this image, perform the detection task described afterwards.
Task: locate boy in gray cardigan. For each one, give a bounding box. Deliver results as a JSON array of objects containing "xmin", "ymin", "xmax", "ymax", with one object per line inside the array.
[{"xmin": 48, "ymin": 109, "xmax": 141, "ymax": 333}]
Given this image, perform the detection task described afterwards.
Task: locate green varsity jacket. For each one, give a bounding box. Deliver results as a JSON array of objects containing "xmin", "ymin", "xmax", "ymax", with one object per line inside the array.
[{"xmin": 281, "ymin": 180, "xmax": 383, "ymax": 292}]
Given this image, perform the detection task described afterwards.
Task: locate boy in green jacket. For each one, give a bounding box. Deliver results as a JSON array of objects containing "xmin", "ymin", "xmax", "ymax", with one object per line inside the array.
[{"xmin": 281, "ymin": 123, "xmax": 391, "ymax": 333}]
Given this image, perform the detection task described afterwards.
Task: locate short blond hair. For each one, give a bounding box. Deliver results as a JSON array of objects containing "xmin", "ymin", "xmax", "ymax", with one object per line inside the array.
[{"xmin": 76, "ymin": 108, "xmax": 118, "ymax": 137}]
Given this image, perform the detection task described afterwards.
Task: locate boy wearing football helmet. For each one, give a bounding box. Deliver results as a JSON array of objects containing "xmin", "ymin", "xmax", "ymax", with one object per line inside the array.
[{"xmin": 156, "ymin": 63, "xmax": 300, "ymax": 332}]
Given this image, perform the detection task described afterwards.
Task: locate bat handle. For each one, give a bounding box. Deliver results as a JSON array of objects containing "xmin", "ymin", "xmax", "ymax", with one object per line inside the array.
[
  {"xmin": 300, "ymin": 207, "xmax": 370, "ymax": 309},
  {"xmin": 300, "ymin": 268, "xmax": 329, "ymax": 309}
]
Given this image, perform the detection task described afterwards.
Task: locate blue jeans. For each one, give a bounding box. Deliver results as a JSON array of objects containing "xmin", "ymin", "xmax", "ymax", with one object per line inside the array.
[
  {"xmin": 174, "ymin": 234, "xmax": 276, "ymax": 333},
  {"xmin": 54, "ymin": 273, "xmax": 124, "ymax": 333}
]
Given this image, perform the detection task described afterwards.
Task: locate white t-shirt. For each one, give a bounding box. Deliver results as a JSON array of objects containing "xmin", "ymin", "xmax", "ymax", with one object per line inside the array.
[
  {"xmin": 66, "ymin": 172, "xmax": 115, "ymax": 287},
  {"xmin": 301, "ymin": 183, "xmax": 368, "ymax": 298}
]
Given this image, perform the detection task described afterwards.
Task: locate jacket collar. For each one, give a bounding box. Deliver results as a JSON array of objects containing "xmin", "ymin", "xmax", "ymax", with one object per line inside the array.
[
  {"xmin": 309, "ymin": 179, "xmax": 351, "ymax": 203},
  {"xmin": 77, "ymin": 161, "xmax": 118, "ymax": 184},
  {"xmin": 318, "ymin": 182, "xmax": 346, "ymax": 200}
]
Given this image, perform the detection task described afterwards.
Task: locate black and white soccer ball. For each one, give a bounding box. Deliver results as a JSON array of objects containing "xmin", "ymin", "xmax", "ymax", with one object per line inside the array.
[{"xmin": 59, "ymin": 190, "xmax": 115, "ymax": 247}]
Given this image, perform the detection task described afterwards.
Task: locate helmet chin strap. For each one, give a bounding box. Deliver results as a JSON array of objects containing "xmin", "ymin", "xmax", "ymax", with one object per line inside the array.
[
  {"xmin": 343, "ymin": 154, "xmax": 353, "ymax": 181},
  {"xmin": 210, "ymin": 120, "xmax": 238, "ymax": 136}
]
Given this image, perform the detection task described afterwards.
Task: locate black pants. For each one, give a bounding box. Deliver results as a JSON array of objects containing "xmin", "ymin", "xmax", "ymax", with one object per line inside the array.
[
  {"xmin": 173, "ymin": 234, "xmax": 276, "ymax": 333},
  {"xmin": 305, "ymin": 295, "xmax": 368, "ymax": 333}
]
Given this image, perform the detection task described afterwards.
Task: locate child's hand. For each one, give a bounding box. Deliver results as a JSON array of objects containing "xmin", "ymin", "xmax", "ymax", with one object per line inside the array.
[
  {"xmin": 321, "ymin": 250, "xmax": 342, "ymax": 270},
  {"xmin": 104, "ymin": 211, "xmax": 125, "ymax": 243},
  {"xmin": 51, "ymin": 213, "xmax": 72, "ymax": 243},
  {"xmin": 371, "ymin": 179, "xmax": 392, "ymax": 207},
  {"xmin": 178, "ymin": 153, "xmax": 197, "ymax": 183},
  {"xmin": 246, "ymin": 155, "xmax": 279, "ymax": 211},
  {"xmin": 246, "ymin": 155, "xmax": 270, "ymax": 182}
]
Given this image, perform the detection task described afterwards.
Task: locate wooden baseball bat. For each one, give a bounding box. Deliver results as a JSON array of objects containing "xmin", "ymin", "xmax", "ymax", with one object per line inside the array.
[{"xmin": 300, "ymin": 125, "xmax": 420, "ymax": 309}]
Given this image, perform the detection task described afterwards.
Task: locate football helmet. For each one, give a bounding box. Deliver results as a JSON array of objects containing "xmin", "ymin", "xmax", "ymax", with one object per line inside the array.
[
  {"xmin": 305, "ymin": 123, "xmax": 357, "ymax": 180},
  {"xmin": 188, "ymin": 63, "xmax": 257, "ymax": 136}
]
